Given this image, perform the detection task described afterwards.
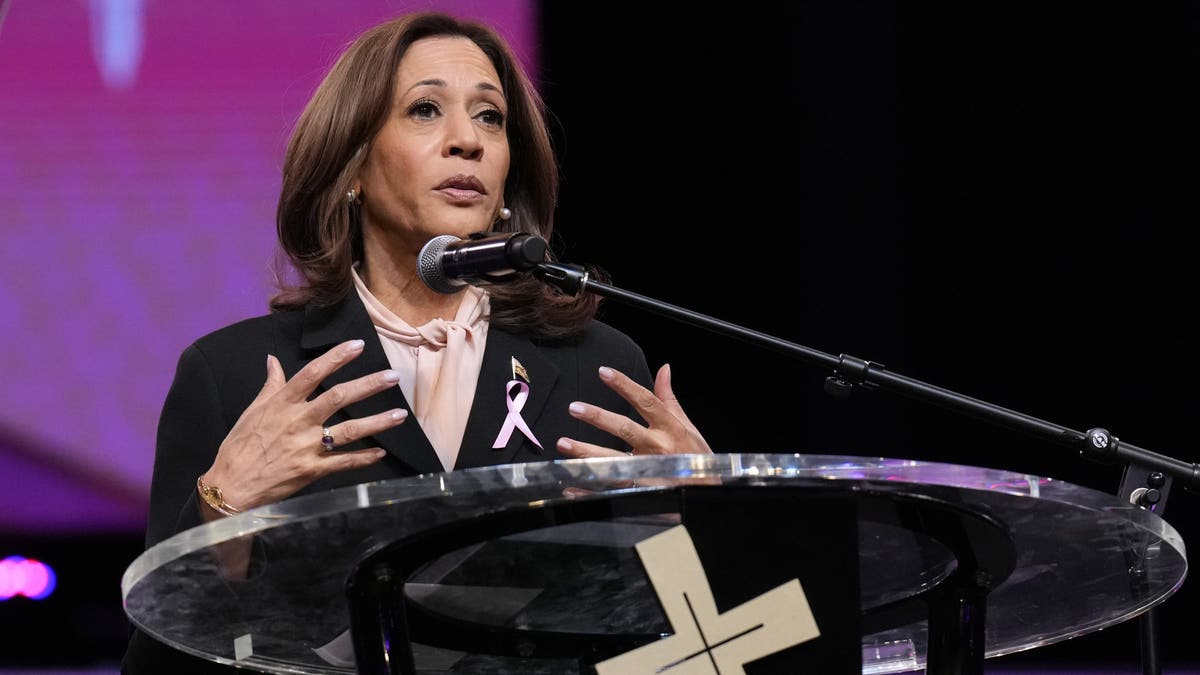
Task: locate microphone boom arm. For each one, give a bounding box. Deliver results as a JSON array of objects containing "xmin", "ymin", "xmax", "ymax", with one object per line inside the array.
[{"xmin": 533, "ymin": 261, "xmax": 1200, "ymax": 489}]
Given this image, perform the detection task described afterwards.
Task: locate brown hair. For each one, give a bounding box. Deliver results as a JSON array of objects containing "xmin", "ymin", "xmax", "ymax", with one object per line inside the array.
[{"xmin": 271, "ymin": 11, "xmax": 599, "ymax": 338}]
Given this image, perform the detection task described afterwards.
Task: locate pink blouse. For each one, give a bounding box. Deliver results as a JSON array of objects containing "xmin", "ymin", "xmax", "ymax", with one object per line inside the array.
[{"xmin": 352, "ymin": 268, "xmax": 489, "ymax": 471}]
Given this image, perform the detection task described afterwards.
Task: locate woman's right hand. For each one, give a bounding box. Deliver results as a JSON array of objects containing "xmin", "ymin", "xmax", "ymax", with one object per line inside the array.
[{"xmin": 199, "ymin": 338, "xmax": 407, "ymax": 515}]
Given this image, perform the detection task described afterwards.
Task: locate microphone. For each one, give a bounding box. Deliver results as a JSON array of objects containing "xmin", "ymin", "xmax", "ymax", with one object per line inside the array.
[{"xmin": 417, "ymin": 231, "xmax": 547, "ymax": 294}]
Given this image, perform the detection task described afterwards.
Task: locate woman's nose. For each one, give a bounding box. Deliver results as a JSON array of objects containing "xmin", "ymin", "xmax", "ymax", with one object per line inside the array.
[{"xmin": 444, "ymin": 111, "xmax": 484, "ymax": 160}]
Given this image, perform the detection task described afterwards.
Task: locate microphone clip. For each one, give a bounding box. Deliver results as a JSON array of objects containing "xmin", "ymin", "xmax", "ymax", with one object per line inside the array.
[
  {"xmin": 824, "ymin": 354, "xmax": 884, "ymax": 399},
  {"xmin": 533, "ymin": 262, "xmax": 589, "ymax": 296}
]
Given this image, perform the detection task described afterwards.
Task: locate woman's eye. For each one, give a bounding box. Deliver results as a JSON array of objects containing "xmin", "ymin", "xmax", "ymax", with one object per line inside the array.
[
  {"xmin": 409, "ymin": 100, "xmax": 440, "ymax": 120},
  {"xmin": 478, "ymin": 109, "xmax": 505, "ymax": 128}
]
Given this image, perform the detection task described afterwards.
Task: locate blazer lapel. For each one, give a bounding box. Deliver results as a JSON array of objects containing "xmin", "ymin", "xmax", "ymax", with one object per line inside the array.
[
  {"xmin": 455, "ymin": 329, "xmax": 560, "ymax": 469},
  {"xmin": 299, "ymin": 293, "xmax": 445, "ymax": 475}
]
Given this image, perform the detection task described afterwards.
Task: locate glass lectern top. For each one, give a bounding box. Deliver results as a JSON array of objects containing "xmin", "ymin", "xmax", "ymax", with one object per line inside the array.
[{"xmin": 122, "ymin": 453, "xmax": 1187, "ymax": 674}]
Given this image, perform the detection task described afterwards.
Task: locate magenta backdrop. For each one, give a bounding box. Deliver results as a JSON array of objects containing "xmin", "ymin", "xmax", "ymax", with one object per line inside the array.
[{"xmin": 0, "ymin": 0, "xmax": 537, "ymax": 533}]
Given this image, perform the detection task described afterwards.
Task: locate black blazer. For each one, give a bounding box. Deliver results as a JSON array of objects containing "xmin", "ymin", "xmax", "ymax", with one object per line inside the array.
[{"xmin": 122, "ymin": 291, "xmax": 652, "ymax": 674}]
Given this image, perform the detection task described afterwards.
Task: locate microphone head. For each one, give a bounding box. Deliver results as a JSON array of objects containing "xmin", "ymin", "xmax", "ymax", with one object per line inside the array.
[{"xmin": 417, "ymin": 234, "xmax": 465, "ymax": 294}]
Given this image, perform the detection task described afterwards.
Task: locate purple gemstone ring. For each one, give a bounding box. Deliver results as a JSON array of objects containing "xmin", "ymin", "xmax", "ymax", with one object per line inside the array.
[{"xmin": 321, "ymin": 427, "xmax": 335, "ymax": 451}]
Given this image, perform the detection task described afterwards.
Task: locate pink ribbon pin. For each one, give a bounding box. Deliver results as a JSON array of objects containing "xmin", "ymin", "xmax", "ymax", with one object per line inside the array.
[{"xmin": 492, "ymin": 379, "xmax": 543, "ymax": 450}]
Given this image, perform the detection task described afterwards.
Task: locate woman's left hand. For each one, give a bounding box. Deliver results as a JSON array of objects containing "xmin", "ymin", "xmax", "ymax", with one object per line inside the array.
[{"xmin": 556, "ymin": 363, "xmax": 713, "ymax": 459}]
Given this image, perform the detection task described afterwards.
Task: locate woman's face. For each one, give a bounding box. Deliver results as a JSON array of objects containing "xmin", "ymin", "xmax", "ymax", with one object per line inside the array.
[{"xmin": 358, "ymin": 35, "xmax": 511, "ymax": 254}]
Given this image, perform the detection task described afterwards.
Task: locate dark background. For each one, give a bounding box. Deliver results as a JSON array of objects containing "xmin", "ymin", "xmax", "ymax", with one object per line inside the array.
[{"xmin": 540, "ymin": 0, "xmax": 1199, "ymax": 671}]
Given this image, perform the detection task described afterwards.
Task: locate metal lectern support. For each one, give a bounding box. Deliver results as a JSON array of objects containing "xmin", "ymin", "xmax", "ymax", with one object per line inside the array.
[{"xmin": 1117, "ymin": 462, "xmax": 1174, "ymax": 675}]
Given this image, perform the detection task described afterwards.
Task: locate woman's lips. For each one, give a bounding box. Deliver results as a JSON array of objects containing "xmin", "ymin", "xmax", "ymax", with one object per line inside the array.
[
  {"xmin": 437, "ymin": 187, "xmax": 484, "ymax": 202},
  {"xmin": 435, "ymin": 174, "xmax": 487, "ymax": 203}
]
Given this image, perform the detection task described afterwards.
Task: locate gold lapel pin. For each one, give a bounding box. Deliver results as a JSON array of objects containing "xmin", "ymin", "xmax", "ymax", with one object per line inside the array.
[{"xmin": 511, "ymin": 356, "xmax": 530, "ymax": 383}]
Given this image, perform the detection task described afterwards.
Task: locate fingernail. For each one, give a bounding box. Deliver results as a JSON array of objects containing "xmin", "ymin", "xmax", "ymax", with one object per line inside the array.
[
  {"xmin": 568, "ymin": 402, "xmax": 586, "ymax": 415},
  {"xmin": 557, "ymin": 438, "xmax": 573, "ymax": 451},
  {"xmin": 349, "ymin": 339, "xmax": 365, "ymax": 351},
  {"xmin": 598, "ymin": 366, "xmax": 614, "ymax": 381},
  {"xmin": 382, "ymin": 370, "xmax": 401, "ymax": 383},
  {"xmin": 390, "ymin": 409, "xmax": 408, "ymax": 420}
]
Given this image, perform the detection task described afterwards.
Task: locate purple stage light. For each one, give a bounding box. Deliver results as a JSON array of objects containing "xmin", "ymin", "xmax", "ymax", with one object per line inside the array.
[{"xmin": 0, "ymin": 556, "xmax": 58, "ymax": 600}]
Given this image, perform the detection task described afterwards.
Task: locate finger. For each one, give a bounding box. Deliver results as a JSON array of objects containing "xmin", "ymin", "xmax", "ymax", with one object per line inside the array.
[
  {"xmin": 556, "ymin": 436, "xmax": 629, "ymax": 459},
  {"xmin": 247, "ymin": 354, "xmax": 289, "ymax": 408},
  {"xmin": 654, "ymin": 363, "xmax": 714, "ymax": 454},
  {"xmin": 309, "ymin": 367, "xmax": 402, "ymax": 422},
  {"xmin": 266, "ymin": 354, "xmax": 288, "ymax": 389},
  {"xmin": 654, "ymin": 363, "xmax": 677, "ymax": 407},
  {"xmin": 281, "ymin": 339, "xmax": 367, "ymax": 403},
  {"xmin": 654, "ymin": 363, "xmax": 696, "ymax": 426},
  {"xmin": 567, "ymin": 400, "xmax": 654, "ymax": 450},
  {"xmin": 322, "ymin": 409, "xmax": 409, "ymax": 450},
  {"xmin": 318, "ymin": 447, "xmax": 389, "ymax": 473},
  {"xmin": 597, "ymin": 366, "xmax": 678, "ymax": 428}
]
